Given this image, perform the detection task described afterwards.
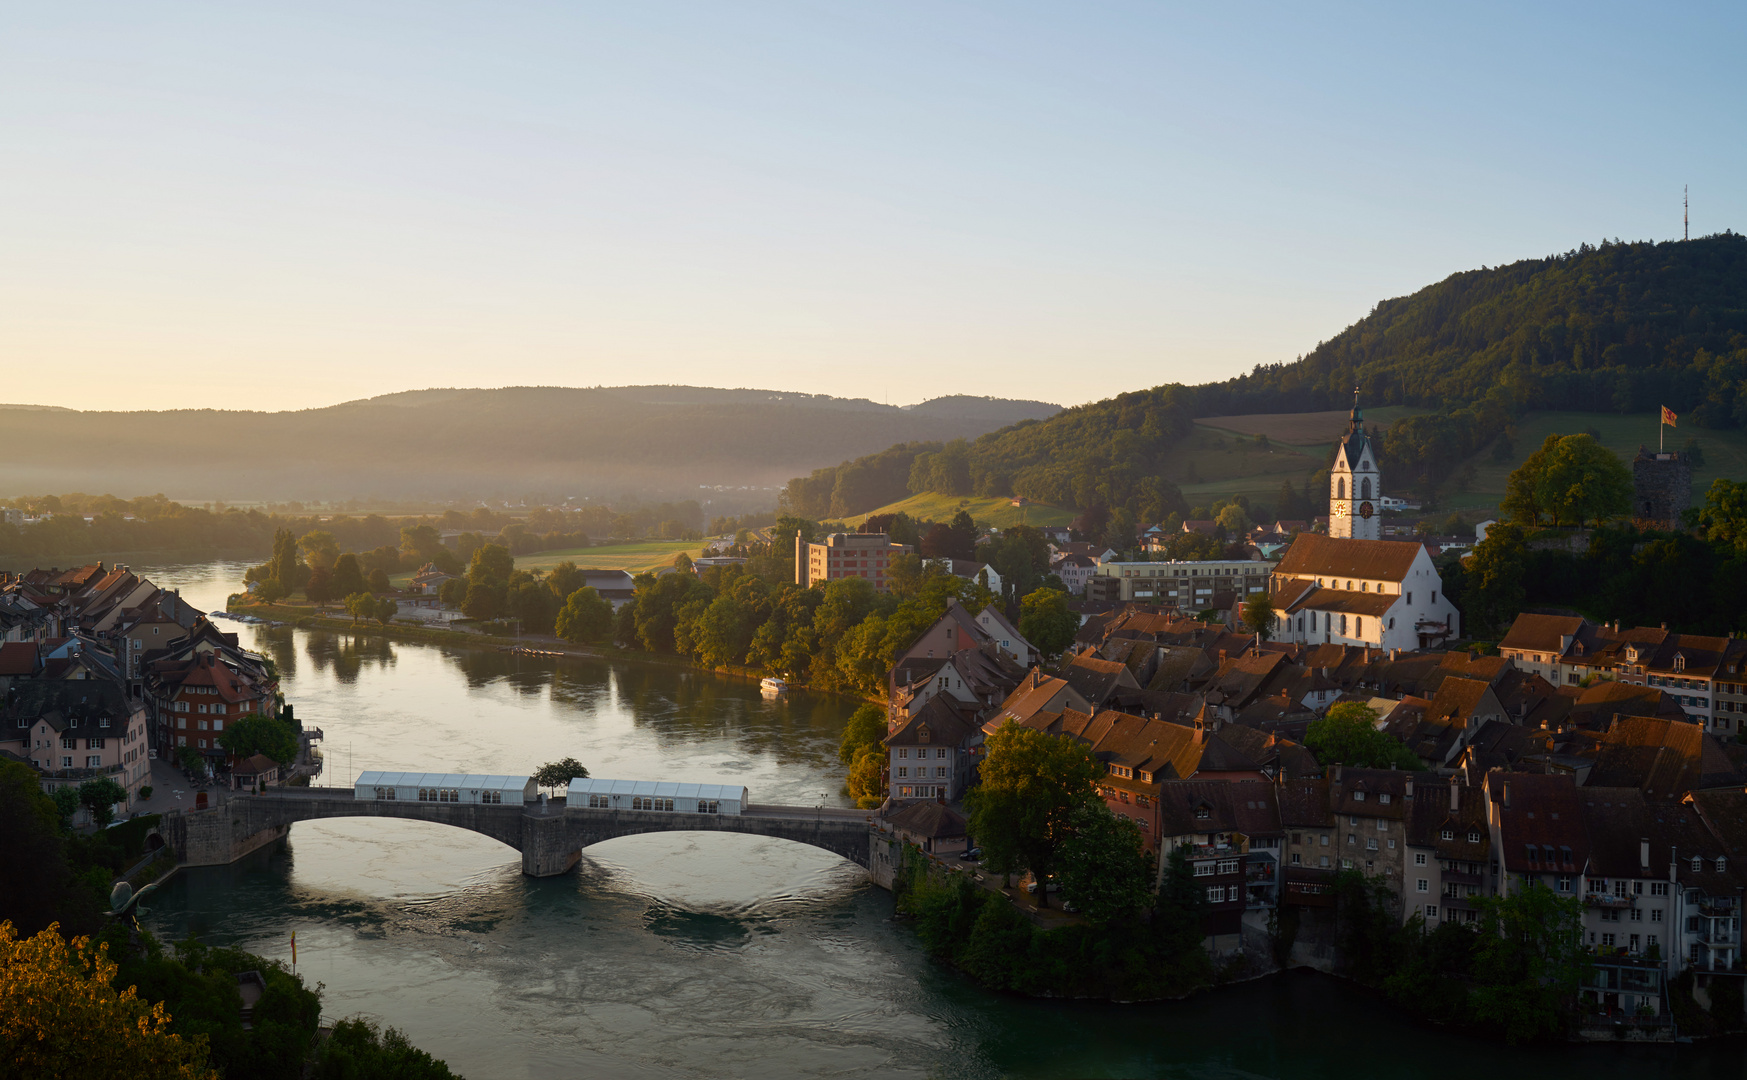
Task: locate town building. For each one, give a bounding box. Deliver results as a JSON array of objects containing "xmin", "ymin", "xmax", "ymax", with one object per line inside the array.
[
  {"xmin": 1088, "ymin": 558, "xmax": 1269, "ymax": 608},
  {"xmin": 795, "ymin": 531, "xmax": 910, "ymax": 592}
]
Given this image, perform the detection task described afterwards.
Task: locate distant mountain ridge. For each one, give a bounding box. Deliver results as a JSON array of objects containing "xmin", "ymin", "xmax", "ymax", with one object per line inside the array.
[{"xmin": 0, "ymin": 386, "xmax": 1060, "ymax": 505}]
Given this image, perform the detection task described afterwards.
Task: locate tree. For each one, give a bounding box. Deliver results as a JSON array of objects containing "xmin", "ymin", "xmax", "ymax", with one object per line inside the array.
[
  {"xmin": 1304, "ymin": 703, "xmax": 1420, "ymax": 769},
  {"xmin": 1462, "ymin": 523, "xmax": 1528, "ymax": 635},
  {"xmin": 1055, "ymin": 802, "xmax": 1153, "ymax": 925},
  {"xmin": 303, "ymin": 565, "xmax": 336, "ymax": 606},
  {"xmin": 1151, "ymin": 846, "xmax": 1215, "ymax": 994},
  {"xmin": 546, "ymin": 560, "xmax": 585, "ymax": 600},
  {"xmin": 1537, "ymin": 434, "xmax": 1631, "ymax": 527},
  {"xmin": 838, "ymin": 703, "xmax": 887, "ymax": 766},
  {"xmin": 253, "ymin": 579, "xmax": 288, "ymax": 604},
  {"xmin": 467, "ymin": 542, "xmax": 515, "ymax": 585},
  {"xmin": 0, "ymin": 922, "xmax": 218, "ymax": 1079},
  {"xmin": 330, "ymin": 552, "xmax": 366, "ymax": 599},
  {"xmin": 0, "ymin": 762, "xmax": 102, "ymax": 937},
  {"xmin": 268, "ymin": 528, "xmax": 301, "ymax": 592},
  {"xmin": 399, "ymin": 524, "xmax": 443, "ymax": 564},
  {"xmin": 365, "ymin": 568, "xmax": 391, "ymax": 593},
  {"xmin": 965, "ymin": 723, "xmax": 1103, "ymax": 907},
  {"xmin": 314, "ymin": 1017, "xmax": 457, "ymax": 1080},
  {"xmin": 77, "ymin": 778, "xmax": 128, "ymax": 827},
  {"xmin": 343, "ymin": 592, "xmax": 376, "ymax": 625},
  {"xmin": 672, "ymin": 551, "xmax": 694, "ymax": 574},
  {"xmin": 217, "ymin": 713, "xmax": 298, "ymax": 764},
  {"xmin": 296, "ymin": 530, "xmax": 339, "ymax": 572},
  {"xmin": 1693, "ymin": 478, "xmax": 1747, "ymax": 554},
  {"xmin": 845, "ymin": 745, "xmax": 887, "ymax": 809},
  {"xmin": 554, "ymin": 587, "xmax": 614, "ymax": 645},
  {"xmin": 531, "ymin": 757, "xmax": 589, "ymax": 794},
  {"xmin": 461, "ymin": 581, "xmax": 503, "ymax": 621},
  {"xmin": 1469, "ymin": 883, "xmax": 1588, "ymax": 1044},
  {"xmin": 50, "ymin": 784, "xmax": 82, "ymax": 825},
  {"xmin": 1017, "ymin": 587, "xmax": 1077, "ymax": 659},
  {"xmin": 1241, "ymin": 590, "xmax": 1276, "ymax": 639},
  {"xmin": 373, "ymin": 598, "xmax": 398, "ymax": 626},
  {"xmin": 438, "ymin": 577, "xmax": 468, "ymax": 607},
  {"xmin": 1215, "ymin": 503, "xmax": 1251, "ymax": 534}
]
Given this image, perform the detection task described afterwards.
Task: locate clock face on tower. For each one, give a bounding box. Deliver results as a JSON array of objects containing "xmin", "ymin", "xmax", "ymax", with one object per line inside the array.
[{"xmin": 1359, "ymin": 501, "xmax": 1374, "ymax": 519}]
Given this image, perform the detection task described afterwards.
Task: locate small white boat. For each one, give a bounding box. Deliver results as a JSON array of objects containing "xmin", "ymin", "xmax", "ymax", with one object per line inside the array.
[{"xmin": 760, "ymin": 677, "xmax": 787, "ymax": 696}]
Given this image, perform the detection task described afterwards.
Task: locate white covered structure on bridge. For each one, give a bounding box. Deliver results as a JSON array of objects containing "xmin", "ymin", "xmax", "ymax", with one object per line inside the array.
[
  {"xmin": 567, "ymin": 777, "xmax": 749, "ymax": 815},
  {"xmin": 355, "ymin": 771, "xmax": 536, "ymax": 805}
]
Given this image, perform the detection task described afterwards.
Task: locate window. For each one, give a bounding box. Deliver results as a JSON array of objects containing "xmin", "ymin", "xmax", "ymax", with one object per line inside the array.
[
  {"xmin": 1348, "ymin": 834, "xmax": 1356, "ymax": 846},
  {"xmin": 699, "ymin": 799, "xmax": 720, "ymax": 813},
  {"xmin": 1320, "ymin": 833, "xmax": 1329, "ymax": 846},
  {"xmin": 1379, "ymin": 793, "xmax": 1391, "ymax": 805},
  {"xmin": 1425, "ymin": 905, "xmax": 1438, "ymax": 919},
  {"xmin": 1651, "ymin": 882, "xmax": 1669, "ymax": 896},
  {"xmin": 1557, "ymin": 876, "xmax": 1572, "ymax": 892},
  {"xmin": 935, "ymin": 767, "xmax": 947, "ymax": 778},
  {"xmin": 86, "ymin": 755, "xmax": 101, "ymax": 768},
  {"xmin": 375, "ymin": 786, "xmax": 396, "ymax": 800},
  {"xmin": 1417, "ymin": 879, "xmax": 1429, "ymax": 893},
  {"xmin": 1651, "ymin": 909, "xmax": 1664, "ymax": 922},
  {"xmin": 481, "ymin": 791, "xmax": 502, "ymax": 804},
  {"xmin": 1367, "ymin": 838, "xmax": 1378, "ymax": 851},
  {"xmin": 1630, "ymin": 908, "xmax": 1643, "ymax": 922},
  {"xmin": 1602, "ymin": 933, "xmax": 1615, "ymax": 948},
  {"xmin": 1319, "ymin": 856, "xmax": 1330, "ymax": 868},
  {"xmin": 1415, "ymin": 852, "xmax": 1427, "ymax": 866},
  {"xmin": 897, "ymin": 748, "xmax": 907, "ymax": 759},
  {"xmin": 1441, "ymin": 829, "xmax": 1453, "ymax": 841},
  {"xmin": 1193, "ymin": 862, "xmax": 1215, "ymax": 877},
  {"xmin": 1291, "ymin": 853, "xmax": 1301, "ymax": 865},
  {"xmin": 936, "ymin": 748, "xmax": 947, "ymax": 759},
  {"xmin": 1206, "ymin": 886, "xmax": 1224, "ymax": 903},
  {"xmin": 1354, "ymin": 791, "xmax": 1366, "ymax": 802},
  {"xmin": 588, "ymin": 794, "xmax": 609, "ymax": 808},
  {"xmin": 61, "ymin": 757, "xmax": 72, "ymax": 767}
]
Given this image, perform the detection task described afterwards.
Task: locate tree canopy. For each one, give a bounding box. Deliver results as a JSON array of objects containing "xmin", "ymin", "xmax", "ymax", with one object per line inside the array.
[
  {"xmin": 532, "ymin": 758, "xmax": 589, "ymax": 793},
  {"xmin": 1055, "ymin": 802, "xmax": 1153, "ymax": 925},
  {"xmin": 1503, "ymin": 433, "xmax": 1631, "ymax": 527},
  {"xmin": 0, "ymin": 922, "xmax": 217, "ymax": 1079},
  {"xmin": 1304, "ymin": 703, "xmax": 1420, "ymax": 770},
  {"xmin": 966, "ymin": 724, "xmax": 1104, "ymax": 906},
  {"xmin": 218, "ymin": 713, "xmax": 299, "ymax": 765},
  {"xmin": 1018, "ymin": 588, "xmax": 1077, "ymax": 660}
]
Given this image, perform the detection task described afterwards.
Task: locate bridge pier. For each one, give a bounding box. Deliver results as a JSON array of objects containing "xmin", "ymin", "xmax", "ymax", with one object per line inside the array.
[{"xmin": 521, "ymin": 812, "xmax": 581, "ymax": 877}]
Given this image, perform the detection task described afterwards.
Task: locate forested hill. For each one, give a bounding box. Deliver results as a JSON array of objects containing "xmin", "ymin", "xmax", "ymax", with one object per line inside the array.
[
  {"xmin": 783, "ymin": 233, "xmax": 1747, "ymax": 522},
  {"xmin": 0, "ymin": 387, "xmax": 1058, "ymax": 504}
]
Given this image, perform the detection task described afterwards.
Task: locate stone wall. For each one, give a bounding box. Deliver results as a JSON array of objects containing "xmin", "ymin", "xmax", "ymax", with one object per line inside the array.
[{"xmin": 1632, "ymin": 449, "xmax": 1692, "ymax": 529}]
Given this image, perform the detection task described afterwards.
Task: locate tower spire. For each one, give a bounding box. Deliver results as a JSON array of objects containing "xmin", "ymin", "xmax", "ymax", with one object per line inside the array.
[{"xmin": 1349, "ymin": 385, "xmax": 1362, "ymax": 430}]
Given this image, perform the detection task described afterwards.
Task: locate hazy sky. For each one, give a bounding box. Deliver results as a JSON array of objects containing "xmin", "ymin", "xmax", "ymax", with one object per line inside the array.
[{"xmin": 3, "ymin": 3, "xmax": 1742, "ymax": 413}]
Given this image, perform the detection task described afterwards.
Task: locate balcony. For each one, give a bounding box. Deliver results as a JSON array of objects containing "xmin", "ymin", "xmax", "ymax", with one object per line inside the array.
[
  {"xmin": 1697, "ymin": 923, "xmax": 1738, "ymax": 946},
  {"xmin": 37, "ymin": 762, "xmax": 128, "ymax": 781},
  {"xmin": 1699, "ymin": 898, "xmax": 1738, "ymax": 917},
  {"xmin": 1584, "ymin": 893, "xmax": 1635, "ymax": 910},
  {"xmin": 1442, "ymin": 870, "xmax": 1484, "ymax": 887}
]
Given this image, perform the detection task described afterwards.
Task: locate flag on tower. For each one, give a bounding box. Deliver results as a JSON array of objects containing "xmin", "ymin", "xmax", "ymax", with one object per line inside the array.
[
  {"xmin": 291, "ymin": 931, "xmax": 296, "ymax": 965},
  {"xmin": 1661, "ymin": 406, "xmax": 1678, "ymax": 427}
]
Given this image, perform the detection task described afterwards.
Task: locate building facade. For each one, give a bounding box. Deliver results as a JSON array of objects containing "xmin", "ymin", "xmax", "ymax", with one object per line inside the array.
[{"xmin": 796, "ymin": 532, "xmax": 909, "ymax": 592}]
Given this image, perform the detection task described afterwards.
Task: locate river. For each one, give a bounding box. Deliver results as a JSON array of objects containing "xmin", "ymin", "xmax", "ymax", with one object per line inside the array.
[{"xmin": 132, "ymin": 560, "xmax": 1742, "ymax": 1078}]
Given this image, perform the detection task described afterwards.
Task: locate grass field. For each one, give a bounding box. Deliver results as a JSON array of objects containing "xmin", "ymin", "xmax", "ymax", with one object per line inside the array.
[
  {"xmin": 515, "ymin": 539, "xmax": 705, "ymax": 574},
  {"xmin": 1441, "ymin": 411, "xmax": 1747, "ymax": 511},
  {"xmin": 1198, "ymin": 405, "xmax": 1428, "ymax": 445},
  {"xmin": 837, "ymin": 492, "xmax": 1076, "ymax": 530}
]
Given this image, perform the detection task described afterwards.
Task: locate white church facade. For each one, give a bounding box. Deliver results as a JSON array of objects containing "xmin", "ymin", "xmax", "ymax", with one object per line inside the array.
[{"xmin": 1264, "ymin": 393, "xmax": 1460, "ymax": 651}]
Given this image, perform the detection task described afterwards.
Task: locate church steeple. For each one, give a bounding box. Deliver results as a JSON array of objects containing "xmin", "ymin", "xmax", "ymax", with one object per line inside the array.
[{"xmin": 1329, "ymin": 385, "xmax": 1381, "ymax": 540}]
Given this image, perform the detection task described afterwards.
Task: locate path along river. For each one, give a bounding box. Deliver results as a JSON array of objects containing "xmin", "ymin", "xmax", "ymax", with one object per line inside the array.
[{"xmin": 133, "ymin": 561, "xmax": 1743, "ymax": 1079}]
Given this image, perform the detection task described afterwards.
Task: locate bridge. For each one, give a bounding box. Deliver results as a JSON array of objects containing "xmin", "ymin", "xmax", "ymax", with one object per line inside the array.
[{"xmin": 158, "ymin": 788, "xmax": 889, "ymax": 879}]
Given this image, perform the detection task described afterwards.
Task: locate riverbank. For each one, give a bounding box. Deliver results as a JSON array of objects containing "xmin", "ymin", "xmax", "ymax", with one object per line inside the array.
[
  {"xmin": 225, "ymin": 594, "xmax": 877, "ymax": 702},
  {"xmin": 0, "ymin": 546, "xmax": 269, "ymax": 573}
]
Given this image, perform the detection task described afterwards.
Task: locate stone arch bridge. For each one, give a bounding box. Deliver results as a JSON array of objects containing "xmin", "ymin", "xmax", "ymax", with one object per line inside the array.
[{"xmin": 159, "ymin": 789, "xmax": 886, "ymax": 879}]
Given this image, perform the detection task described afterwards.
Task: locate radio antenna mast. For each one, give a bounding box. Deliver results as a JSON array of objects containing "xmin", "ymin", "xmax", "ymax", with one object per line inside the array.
[{"xmin": 1685, "ymin": 185, "xmax": 1689, "ymax": 241}]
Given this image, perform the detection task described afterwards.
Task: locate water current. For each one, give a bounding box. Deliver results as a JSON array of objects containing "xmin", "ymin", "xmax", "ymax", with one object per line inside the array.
[{"xmin": 132, "ymin": 560, "xmax": 1744, "ymax": 1078}]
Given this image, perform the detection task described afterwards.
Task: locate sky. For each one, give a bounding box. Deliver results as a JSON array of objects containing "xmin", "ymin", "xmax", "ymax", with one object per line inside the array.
[{"xmin": 2, "ymin": 2, "xmax": 1743, "ymax": 414}]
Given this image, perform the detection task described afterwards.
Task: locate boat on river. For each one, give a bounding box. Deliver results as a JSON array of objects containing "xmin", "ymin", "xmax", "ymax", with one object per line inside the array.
[{"xmin": 760, "ymin": 677, "xmax": 787, "ymax": 696}]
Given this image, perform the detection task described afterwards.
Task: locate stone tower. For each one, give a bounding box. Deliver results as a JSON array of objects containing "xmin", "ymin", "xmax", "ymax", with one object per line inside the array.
[
  {"xmin": 1632, "ymin": 446, "xmax": 1692, "ymax": 529},
  {"xmin": 1329, "ymin": 388, "xmax": 1381, "ymax": 540}
]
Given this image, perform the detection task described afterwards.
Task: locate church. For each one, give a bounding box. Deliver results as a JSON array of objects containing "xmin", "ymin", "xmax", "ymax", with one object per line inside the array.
[{"xmin": 1267, "ymin": 393, "xmax": 1461, "ymax": 651}]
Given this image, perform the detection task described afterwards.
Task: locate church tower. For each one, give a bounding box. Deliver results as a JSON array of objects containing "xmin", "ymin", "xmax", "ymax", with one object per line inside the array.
[{"xmin": 1329, "ymin": 388, "xmax": 1381, "ymax": 540}]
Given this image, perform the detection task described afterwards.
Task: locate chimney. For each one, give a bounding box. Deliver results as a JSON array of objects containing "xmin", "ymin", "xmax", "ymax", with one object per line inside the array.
[
  {"xmin": 1333, "ymin": 763, "xmax": 1343, "ymax": 783},
  {"xmin": 1405, "ymin": 777, "xmax": 1414, "ymax": 799},
  {"xmin": 1502, "ymin": 781, "xmax": 1511, "ymax": 809},
  {"xmin": 1449, "ymin": 776, "xmax": 1460, "ymax": 813},
  {"xmin": 1640, "ymin": 838, "xmax": 1651, "ymax": 871}
]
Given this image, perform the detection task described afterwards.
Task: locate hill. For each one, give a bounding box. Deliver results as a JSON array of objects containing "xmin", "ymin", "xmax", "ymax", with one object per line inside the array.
[
  {"xmin": 785, "ymin": 234, "xmax": 1747, "ymax": 529},
  {"xmin": 0, "ymin": 387, "xmax": 1060, "ymax": 505},
  {"xmin": 835, "ymin": 493, "xmax": 1077, "ymax": 531}
]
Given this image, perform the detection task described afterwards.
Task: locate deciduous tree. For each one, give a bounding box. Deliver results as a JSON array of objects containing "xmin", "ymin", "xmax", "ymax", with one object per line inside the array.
[
  {"xmin": 555, "ymin": 587, "xmax": 614, "ymax": 645},
  {"xmin": 965, "ymin": 724, "xmax": 1103, "ymax": 907},
  {"xmin": 0, "ymin": 922, "xmax": 218, "ymax": 1079},
  {"xmin": 1056, "ymin": 802, "xmax": 1153, "ymax": 925},
  {"xmin": 1018, "ymin": 587, "xmax": 1077, "ymax": 659},
  {"xmin": 1304, "ymin": 703, "xmax": 1419, "ymax": 770}
]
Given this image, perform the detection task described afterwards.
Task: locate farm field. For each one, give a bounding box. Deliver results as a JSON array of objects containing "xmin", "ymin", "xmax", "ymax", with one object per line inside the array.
[
  {"xmin": 515, "ymin": 539, "xmax": 704, "ymax": 574},
  {"xmin": 838, "ymin": 492, "xmax": 1075, "ymax": 530},
  {"xmin": 1442, "ymin": 411, "xmax": 1747, "ymax": 511}
]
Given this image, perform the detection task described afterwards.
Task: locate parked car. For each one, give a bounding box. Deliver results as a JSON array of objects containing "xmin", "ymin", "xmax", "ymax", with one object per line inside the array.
[{"xmin": 959, "ymin": 847, "xmax": 982, "ymax": 862}]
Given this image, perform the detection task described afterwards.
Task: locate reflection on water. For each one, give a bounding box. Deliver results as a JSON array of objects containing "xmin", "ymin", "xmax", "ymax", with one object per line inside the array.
[{"xmin": 130, "ymin": 561, "xmax": 1745, "ymax": 1079}]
